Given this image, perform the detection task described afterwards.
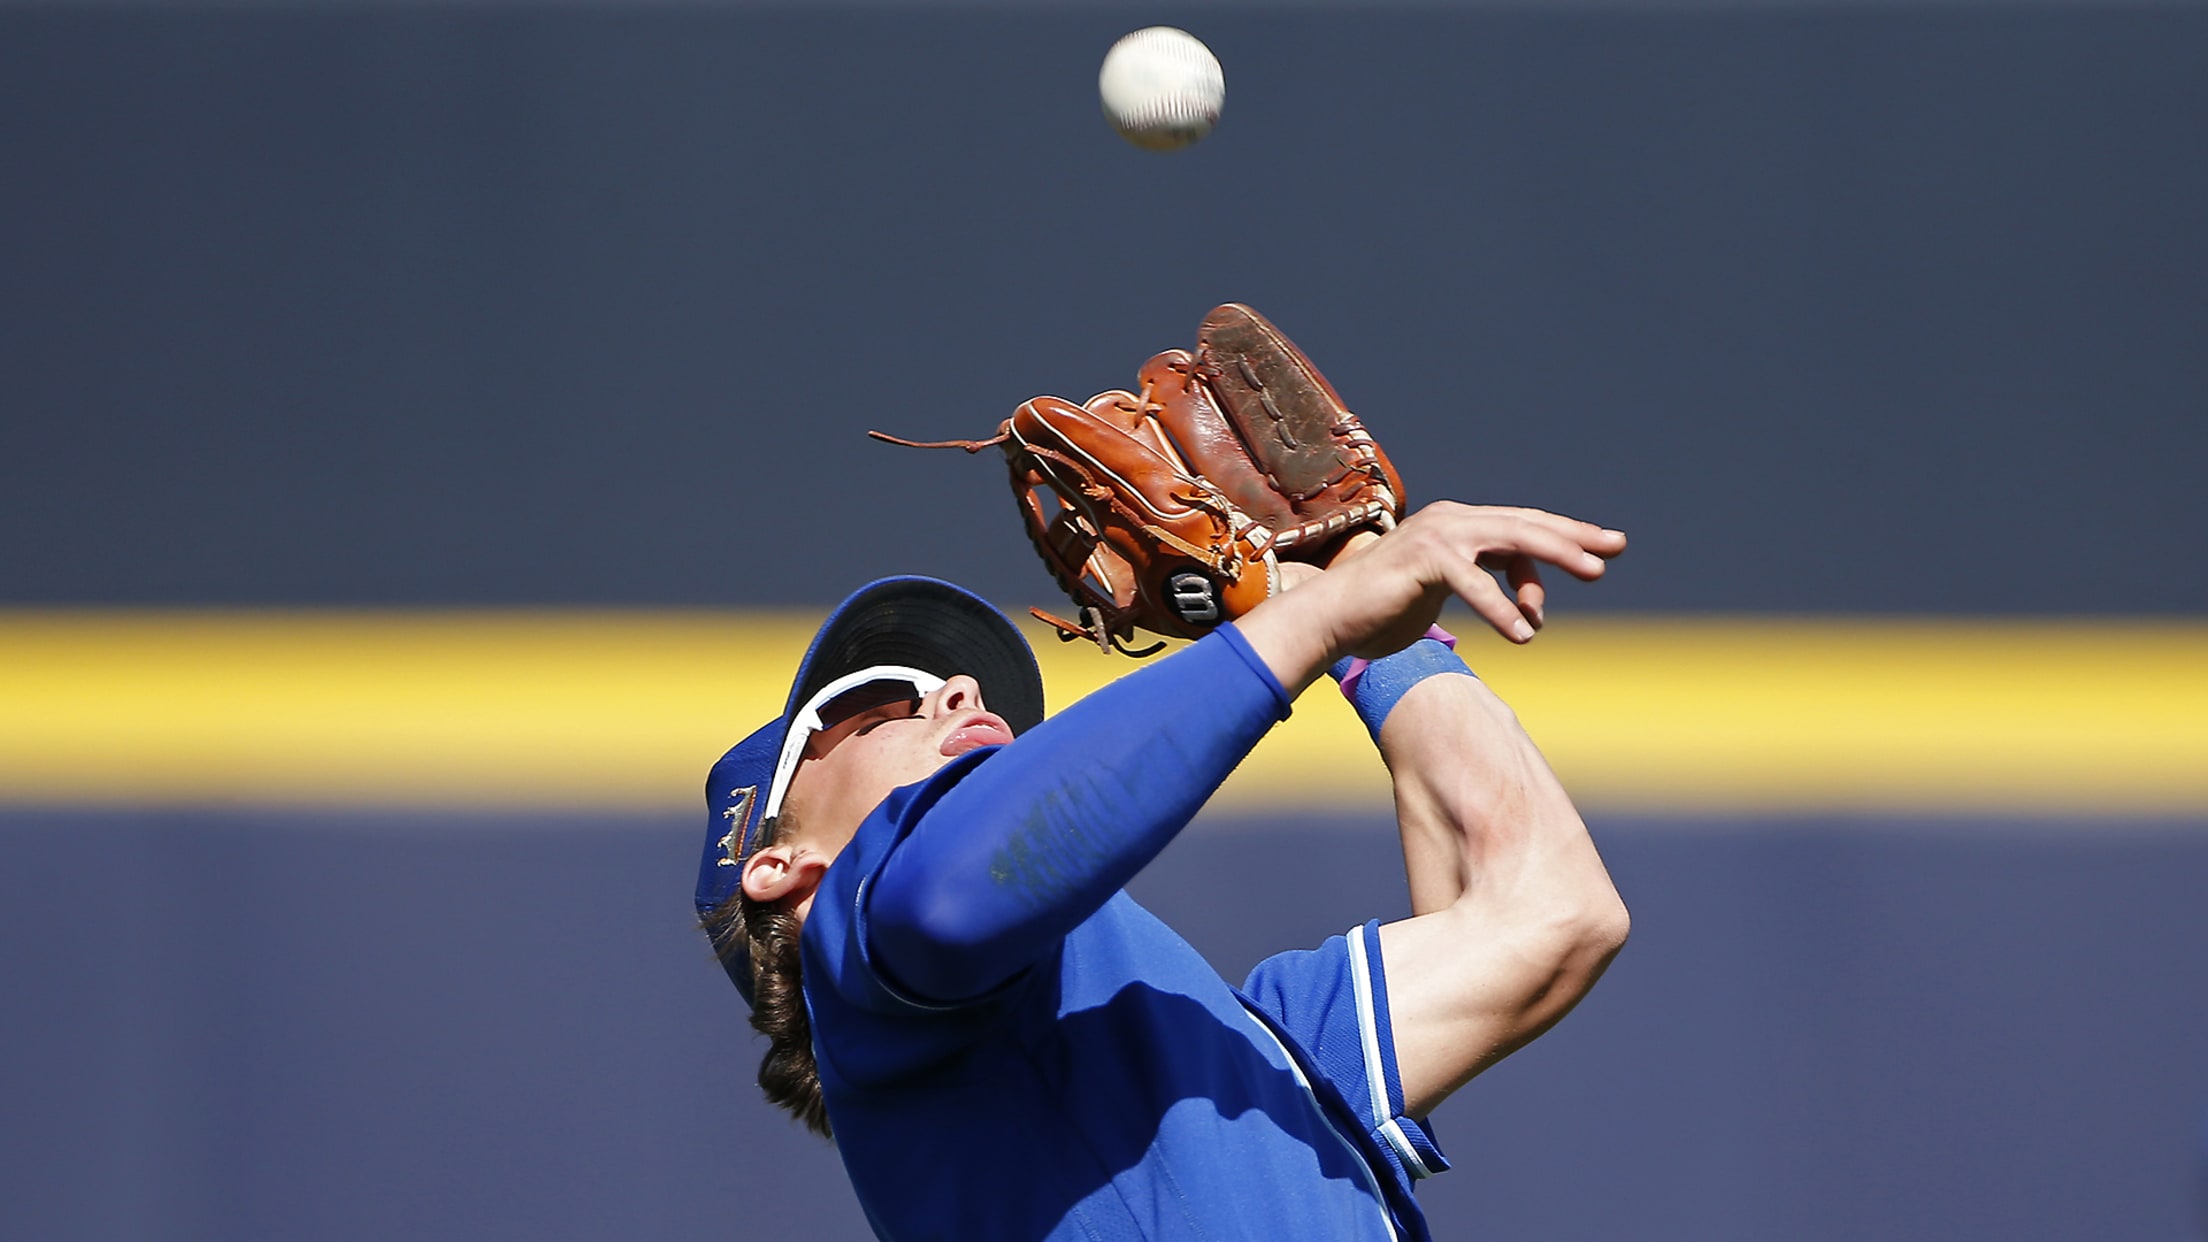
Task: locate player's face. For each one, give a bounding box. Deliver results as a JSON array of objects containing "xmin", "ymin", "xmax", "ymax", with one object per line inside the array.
[{"xmin": 780, "ymin": 673, "xmax": 1013, "ymax": 869}]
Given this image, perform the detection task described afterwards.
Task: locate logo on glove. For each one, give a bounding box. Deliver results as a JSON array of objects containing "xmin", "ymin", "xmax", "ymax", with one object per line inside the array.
[{"xmin": 1167, "ymin": 572, "xmax": 1220, "ymax": 625}]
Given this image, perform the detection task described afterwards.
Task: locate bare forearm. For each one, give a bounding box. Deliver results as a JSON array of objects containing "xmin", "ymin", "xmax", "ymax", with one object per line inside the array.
[
  {"xmin": 1226, "ymin": 501, "xmax": 1630, "ymax": 1114},
  {"xmin": 1376, "ymin": 670, "xmax": 1621, "ymax": 925},
  {"xmin": 1374, "ymin": 669, "xmax": 1630, "ymax": 1111}
]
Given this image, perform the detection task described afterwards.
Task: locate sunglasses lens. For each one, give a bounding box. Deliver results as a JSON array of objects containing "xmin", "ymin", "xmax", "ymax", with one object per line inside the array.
[{"xmin": 816, "ymin": 678, "xmax": 927, "ymax": 728}]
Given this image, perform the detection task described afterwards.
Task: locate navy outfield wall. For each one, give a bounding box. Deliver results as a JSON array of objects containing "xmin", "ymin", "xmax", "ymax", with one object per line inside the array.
[
  {"xmin": 1, "ymin": 4, "xmax": 2204, "ymax": 612},
  {"xmin": 4, "ymin": 805, "xmax": 2207, "ymax": 1242}
]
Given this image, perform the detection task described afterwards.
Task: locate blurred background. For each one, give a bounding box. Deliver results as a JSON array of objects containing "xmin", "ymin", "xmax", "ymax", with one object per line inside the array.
[{"xmin": 3, "ymin": 1, "xmax": 2205, "ymax": 1239}]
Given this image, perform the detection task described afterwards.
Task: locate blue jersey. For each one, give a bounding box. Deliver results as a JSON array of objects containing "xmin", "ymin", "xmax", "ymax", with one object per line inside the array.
[{"xmin": 803, "ymin": 752, "xmax": 1450, "ymax": 1241}]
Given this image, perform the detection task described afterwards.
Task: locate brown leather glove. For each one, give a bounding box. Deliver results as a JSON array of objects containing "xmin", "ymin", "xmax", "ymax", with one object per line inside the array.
[{"xmin": 872, "ymin": 304, "xmax": 1404, "ymax": 656}]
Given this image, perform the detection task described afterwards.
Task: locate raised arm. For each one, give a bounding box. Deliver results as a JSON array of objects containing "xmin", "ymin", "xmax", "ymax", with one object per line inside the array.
[
  {"xmin": 866, "ymin": 625, "xmax": 1291, "ymax": 1003},
  {"xmin": 1234, "ymin": 503, "xmax": 1631, "ymax": 1117}
]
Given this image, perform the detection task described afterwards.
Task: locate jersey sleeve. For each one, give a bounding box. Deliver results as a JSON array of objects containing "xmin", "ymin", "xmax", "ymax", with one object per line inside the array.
[
  {"xmin": 798, "ymin": 751, "xmax": 1016, "ymax": 1086},
  {"xmin": 802, "ymin": 749, "xmax": 1008, "ymax": 1013},
  {"xmin": 802, "ymin": 624, "xmax": 1295, "ymax": 1084},
  {"xmin": 863, "ymin": 623, "xmax": 1292, "ymax": 1004},
  {"xmin": 1242, "ymin": 920, "xmax": 1452, "ymax": 1184}
]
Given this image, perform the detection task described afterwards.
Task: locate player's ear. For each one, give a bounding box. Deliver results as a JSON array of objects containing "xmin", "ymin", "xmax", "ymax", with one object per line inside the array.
[{"xmin": 741, "ymin": 844, "xmax": 828, "ymax": 906}]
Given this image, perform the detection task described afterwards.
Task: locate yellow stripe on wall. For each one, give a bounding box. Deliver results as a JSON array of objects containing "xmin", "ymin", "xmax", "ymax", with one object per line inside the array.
[{"xmin": 1, "ymin": 613, "xmax": 2203, "ymax": 815}]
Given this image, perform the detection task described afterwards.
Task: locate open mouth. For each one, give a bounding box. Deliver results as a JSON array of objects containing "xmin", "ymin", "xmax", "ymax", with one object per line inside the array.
[{"xmin": 940, "ymin": 713, "xmax": 1014, "ymax": 756}]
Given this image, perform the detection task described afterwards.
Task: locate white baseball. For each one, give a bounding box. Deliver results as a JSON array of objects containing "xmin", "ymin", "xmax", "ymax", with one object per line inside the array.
[{"xmin": 1099, "ymin": 27, "xmax": 1224, "ymax": 152}]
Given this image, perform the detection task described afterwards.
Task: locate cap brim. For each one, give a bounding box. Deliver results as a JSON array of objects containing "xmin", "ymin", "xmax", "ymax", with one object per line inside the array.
[{"xmin": 786, "ymin": 576, "xmax": 1044, "ymax": 736}]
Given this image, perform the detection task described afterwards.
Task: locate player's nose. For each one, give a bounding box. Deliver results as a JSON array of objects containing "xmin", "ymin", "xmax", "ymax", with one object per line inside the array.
[{"xmin": 928, "ymin": 675, "xmax": 985, "ymax": 717}]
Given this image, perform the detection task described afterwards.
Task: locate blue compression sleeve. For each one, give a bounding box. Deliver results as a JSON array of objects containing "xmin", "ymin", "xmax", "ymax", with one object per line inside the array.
[{"xmin": 867, "ymin": 624, "xmax": 1292, "ymax": 1004}]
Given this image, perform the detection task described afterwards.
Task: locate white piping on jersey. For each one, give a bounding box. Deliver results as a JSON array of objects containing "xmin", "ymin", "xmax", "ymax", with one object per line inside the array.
[
  {"xmin": 1346, "ymin": 923, "xmax": 1435, "ymax": 1180},
  {"xmin": 1237, "ymin": 1003, "xmax": 1402, "ymax": 1242}
]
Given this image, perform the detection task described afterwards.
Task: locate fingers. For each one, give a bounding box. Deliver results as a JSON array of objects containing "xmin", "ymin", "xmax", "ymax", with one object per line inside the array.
[
  {"xmin": 1425, "ymin": 503, "xmax": 1624, "ymax": 581},
  {"xmin": 1490, "ymin": 506, "xmax": 1627, "ymax": 560},
  {"xmin": 1506, "ymin": 556, "xmax": 1547, "ymax": 630},
  {"xmin": 1476, "ymin": 549, "xmax": 1547, "ymax": 628},
  {"xmin": 1480, "ymin": 513, "xmax": 1610, "ymax": 582},
  {"xmin": 1404, "ymin": 503, "xmax": 1622, "ymax": 640},
  {"xmin": 1311, "ymin": 501, "xmax": 1626, "ymax": 661},
  {"xmin": 1439, "ymin": 550, "xmax": 1537, "ymax": 642},
  {"xmin": 1515, "ymin": 512, "xmax": 1625, "ymax": 578}
]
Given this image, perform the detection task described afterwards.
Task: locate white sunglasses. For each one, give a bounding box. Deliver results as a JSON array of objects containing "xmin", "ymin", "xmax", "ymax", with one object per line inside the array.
[{"xmin": 761, "ymin": 665, "xmax": 948, "ymax": 826}]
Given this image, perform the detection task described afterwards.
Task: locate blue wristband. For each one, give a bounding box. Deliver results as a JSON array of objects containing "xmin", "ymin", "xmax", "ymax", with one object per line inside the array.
[{"xmin": 1335, "ymin": 638, "xmax": 1475, "ymax": 738}]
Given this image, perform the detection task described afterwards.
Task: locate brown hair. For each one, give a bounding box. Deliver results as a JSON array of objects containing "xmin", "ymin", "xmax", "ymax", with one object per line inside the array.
[{"xmin": 701, "ymin": 813, "xmax": 831, "ymax": 1138}]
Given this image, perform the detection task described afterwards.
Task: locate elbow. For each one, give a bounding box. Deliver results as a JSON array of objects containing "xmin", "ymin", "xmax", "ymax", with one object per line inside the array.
[
  {"xmin": 872, "ymin": 880, "xmax": 1046, "ymax": 1004},
  {"xmin": 1562, "ymin": 885, "xmax": 1630, "ymax": 981},
  {"xmin": 1577, "ymin": 888, "xmax": 1631, "ymax": 963},
  {"xmin": 1527, "ymin": 886, "xmax": 1630, "ymax": 998},
  {"xmin": 869, "ymin": 884, "xmax": 993, "ymax": 999}
]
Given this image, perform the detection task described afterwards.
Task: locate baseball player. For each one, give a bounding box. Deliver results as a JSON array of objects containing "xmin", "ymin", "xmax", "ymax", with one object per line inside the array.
[{"xmin": 696, "ymin": 503, "xmax": 1630, "ymax": 1241}]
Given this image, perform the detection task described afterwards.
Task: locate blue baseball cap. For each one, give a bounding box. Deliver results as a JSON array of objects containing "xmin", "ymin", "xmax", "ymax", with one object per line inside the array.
[{"xmin": 694, "ymin": 576, "xmax": 1045, "ymax": 1004}]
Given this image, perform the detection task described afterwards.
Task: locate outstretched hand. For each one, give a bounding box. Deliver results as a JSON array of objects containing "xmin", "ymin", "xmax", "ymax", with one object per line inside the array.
[{"xmin": 1241, "ymin": 503, "xmax": 1626, "ymax": 691}]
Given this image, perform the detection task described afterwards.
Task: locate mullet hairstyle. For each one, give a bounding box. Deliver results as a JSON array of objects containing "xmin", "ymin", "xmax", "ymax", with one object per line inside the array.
[{"xmin": 702, "ymin": 811, "xmax": 830, "ymax": 1138}]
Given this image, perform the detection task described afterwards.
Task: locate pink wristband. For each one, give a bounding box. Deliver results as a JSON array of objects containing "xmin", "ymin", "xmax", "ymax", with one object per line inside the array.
[{"xmin": 1333, "ymin": 624, "xmax": 1458, "ymax": 702}]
